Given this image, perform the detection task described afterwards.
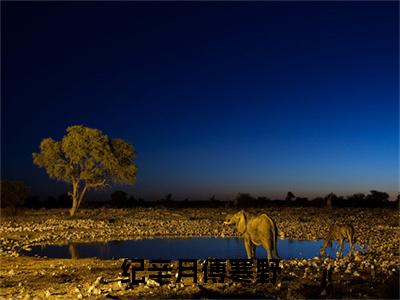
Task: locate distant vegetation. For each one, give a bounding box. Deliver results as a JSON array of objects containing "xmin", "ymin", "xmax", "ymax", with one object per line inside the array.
[
  {"xmin": 1, "ymin": 181, "xmax": 30, "ymax": 213},
  {"xmin": 32, "ymin": 125, "xmax": 137, "ymax": 216},
  {"xmin": 3, "ymin": 186, "xmax": 398, "ymax": 211}
]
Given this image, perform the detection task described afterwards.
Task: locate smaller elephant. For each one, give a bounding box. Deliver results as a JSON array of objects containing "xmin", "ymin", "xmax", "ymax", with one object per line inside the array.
[
  {"xmin": 319, "ymin": 224, "xmax": 354, "ymax": 258},
  {"xmin": 224, "ymin": 210, "xmax": 279, "ymax": 259}
]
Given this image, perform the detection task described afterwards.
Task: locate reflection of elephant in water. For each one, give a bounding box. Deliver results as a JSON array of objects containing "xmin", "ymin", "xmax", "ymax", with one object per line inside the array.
[
  {"xmin": 319, "ymin": 224, "xmax": 354, "ymax": 258},
  {"xmin": 224, "ymin": 210, "xmax": 279, "ymax": 259}
]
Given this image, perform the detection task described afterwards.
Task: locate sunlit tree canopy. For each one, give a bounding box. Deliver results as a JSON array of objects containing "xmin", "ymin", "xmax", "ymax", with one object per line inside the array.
[{"xmin": 33, "ymin": 125, "xmax": 137, "ymax": 216}]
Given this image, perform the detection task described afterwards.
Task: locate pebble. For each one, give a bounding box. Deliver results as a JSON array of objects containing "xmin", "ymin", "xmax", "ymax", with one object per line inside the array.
[
  {"xmin": 87, "ymin": 276, "xmax": 103, "ymax": 294},
  {"xmin": 146, "ymin": 279, "xmax": 160, "ymax": 287}
]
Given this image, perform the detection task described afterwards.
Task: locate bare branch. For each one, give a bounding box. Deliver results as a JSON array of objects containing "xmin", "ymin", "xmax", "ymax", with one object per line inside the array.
[{"xmin": 86, "ymin": 180, "xmax": 107, "ymax": 189}]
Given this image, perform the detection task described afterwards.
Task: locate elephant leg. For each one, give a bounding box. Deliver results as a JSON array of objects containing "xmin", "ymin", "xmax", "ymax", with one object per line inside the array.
[
  {"xmin": 348, "ymin": 234, "xmax": 354, "ymax": 255},
  {"xmin": 243, "ymin": 237, "xmax": 252, "ymax": 259},
  {"xmin": 262, "ymin": 240, "xmax": 273, "ymax": 260},
  {"xmin": 338, "ymin": 239, "xmax": 344, "ymax": 258}
]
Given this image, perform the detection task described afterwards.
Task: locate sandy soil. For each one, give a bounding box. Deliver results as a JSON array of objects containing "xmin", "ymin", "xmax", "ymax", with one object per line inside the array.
[{"xmin": 0, "ymin": 207, "xmax": 399, "ymax": 299}]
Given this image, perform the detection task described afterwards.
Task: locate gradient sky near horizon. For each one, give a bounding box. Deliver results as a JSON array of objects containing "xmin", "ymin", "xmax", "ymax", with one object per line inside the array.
[{"xmin": 2, "ymin": 2, "xmax": 399, "ymax": 200}]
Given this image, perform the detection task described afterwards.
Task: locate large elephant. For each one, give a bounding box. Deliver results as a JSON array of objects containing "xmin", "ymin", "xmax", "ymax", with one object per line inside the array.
[{"xmin": 223, "ymin": 210, "xmax": 279, "ymax": 259}]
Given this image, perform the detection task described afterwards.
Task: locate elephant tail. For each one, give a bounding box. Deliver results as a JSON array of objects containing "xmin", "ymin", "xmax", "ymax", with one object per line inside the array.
[{"xmin": 273, "ymin": 222, "xmax": 280, "ymax": 259}]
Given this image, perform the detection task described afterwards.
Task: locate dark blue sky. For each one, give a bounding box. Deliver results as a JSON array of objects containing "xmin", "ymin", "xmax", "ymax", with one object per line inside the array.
[{"xmin": 2, "ymin": 2, "xmax": 398, "ymax": 200}]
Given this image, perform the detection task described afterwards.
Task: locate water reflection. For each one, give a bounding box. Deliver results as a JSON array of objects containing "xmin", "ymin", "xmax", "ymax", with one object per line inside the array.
[
  {"xmin": 28, "ymin": 237, "xmax": 363, "ymax": 260},
  {"xmin": 68, "ymin": 243, "xmax": 79, "ymax": 259}
]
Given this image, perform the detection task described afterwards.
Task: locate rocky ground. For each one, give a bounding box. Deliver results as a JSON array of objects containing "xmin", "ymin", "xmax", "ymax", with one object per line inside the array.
[{"xmin": 0, "ymin": 207, "xmax": 399, "ymax": 299}]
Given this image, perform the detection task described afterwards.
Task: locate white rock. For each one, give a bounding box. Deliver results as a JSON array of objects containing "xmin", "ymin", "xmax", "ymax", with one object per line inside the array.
[
  {"xmin": 146, "ymin": 279, "xmax": 160, "ymax": 287},
  {"xmin": 88, "ymin": 276, "xmax": 103, "ymax": 294}
]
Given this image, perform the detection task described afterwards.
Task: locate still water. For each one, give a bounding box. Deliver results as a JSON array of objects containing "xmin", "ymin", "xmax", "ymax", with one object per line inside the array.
[{"xmin": 26, "ymin": 238, "xmax": 362, "ymax": 260}]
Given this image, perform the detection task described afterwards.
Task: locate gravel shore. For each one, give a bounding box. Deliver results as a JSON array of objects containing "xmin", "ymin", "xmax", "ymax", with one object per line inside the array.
[{"xmin": 0, "ymin": 207, "xmax": 399, "ymax": 299}]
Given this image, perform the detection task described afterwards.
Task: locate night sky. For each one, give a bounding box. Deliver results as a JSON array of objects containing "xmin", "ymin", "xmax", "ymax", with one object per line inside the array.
[{"xmin": 2, "ymin": 2, "xmax": 398, "ymax": 200}]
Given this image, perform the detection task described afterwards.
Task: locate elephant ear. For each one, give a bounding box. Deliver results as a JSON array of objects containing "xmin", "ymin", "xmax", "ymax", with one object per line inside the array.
[{"xmin": 237, "ymin": 210, "xmax": 247, "ymax": 234}]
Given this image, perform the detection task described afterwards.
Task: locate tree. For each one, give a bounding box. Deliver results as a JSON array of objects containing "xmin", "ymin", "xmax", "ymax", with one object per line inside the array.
[
  {"xmin": 163, "ymin": 193, "xmax": 173, "ymax": 202},
  {"xmin": 295, "ymin": 196, "xmax": 309, "ymax": 206},
  {"xmin": 111, "ymin": 190, "xmax": 128, "ymax": 207},
  {"xmin": 369, "ymin": 190, "xmax": 389, "ymax": 202},
  {"xmin": 365, "ymin": 190, "xmax": 390, "ymax": 207},
  {"xmin": 325, "ymin": 193, "xmax": 335, "ymax": 209},
  {"xmin": 234, "ymin": 193, "xmax": 255, "ymax": 208},
  {"xmin": 347, "ymin": 193, "xmax": 365, "ymax": 201},
  {"xmin": 33, "ymin": 125, "xmax": 137, "ymax": 216},
  {"xmin": 1, "ymin": 180, "xmax": 29, "ymax": 208},
  {"xmin": 285, "ymin": 192, "xmax": 295, "ymax": 202},
  {"xmin": 346, "ymin": 193, "xmax": 365, "ymax": 207}
]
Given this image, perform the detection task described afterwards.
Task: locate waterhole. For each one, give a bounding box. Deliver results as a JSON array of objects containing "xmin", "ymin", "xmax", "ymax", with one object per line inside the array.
[{"xmin": 26, "ymin": 237, "xmax": 364, "ymax": 259}]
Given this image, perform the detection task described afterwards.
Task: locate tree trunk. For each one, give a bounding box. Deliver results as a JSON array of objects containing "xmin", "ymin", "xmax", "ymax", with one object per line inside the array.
[
  {"xmin": 69, "ymin": 182, "xmax": 89, "ymax": 217},
  {"xmin": 69, "ymin": 181, "xmax": 79, "ymax": 217},
  {"xmin": 69, "ymin": 180, "xmax": 105, "ymax": 216},
  {"xmin": 68, "ymin": 243, "xmax": 80, "ymax": 259},
  {"xmin": 70, "ymin": 195, "xmax": 79, "ymax": 217},
  {"xmin": 77, "ymin": 185, "xmax": 88, "ymax": 210},
  {"xmin": 326, "ymin": 195, "xmax": 332, "ymax": 209}
]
